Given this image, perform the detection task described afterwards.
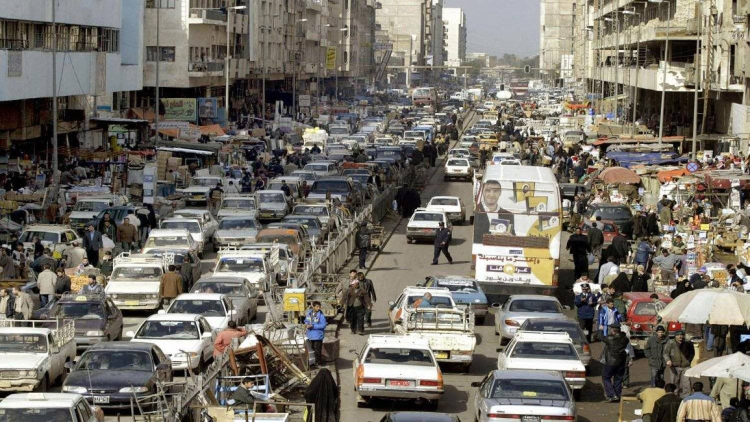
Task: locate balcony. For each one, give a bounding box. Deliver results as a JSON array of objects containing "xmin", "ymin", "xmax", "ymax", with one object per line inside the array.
[
  {"xmin": 189, "ymin": 8, "xmax": 228, "ymax": 25},
  {"xmin": 596, "ymin": 61, "xmax": 696, "ymax": 92},
  {"xmin": 188, "ymin": 61, "xmax": 225, "ymax": 77}
]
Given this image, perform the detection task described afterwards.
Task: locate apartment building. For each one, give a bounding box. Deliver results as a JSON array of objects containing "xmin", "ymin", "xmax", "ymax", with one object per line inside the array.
[
  {"xmin": 539, "ymin": 0, "xmax": 576, "ymax": 85},
  {"xmin": 443, "ymin": 7, "xmax": 467, "ymax": 68},
  {"xmin": 0, "ymin": 0, "xmax": 144, "ymax": 149}
]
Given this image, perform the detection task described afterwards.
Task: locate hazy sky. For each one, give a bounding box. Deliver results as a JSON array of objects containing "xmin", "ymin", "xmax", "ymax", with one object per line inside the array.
[{"xmin": 444, "ymin": 0, "xmax": 540, "ymax": 58}]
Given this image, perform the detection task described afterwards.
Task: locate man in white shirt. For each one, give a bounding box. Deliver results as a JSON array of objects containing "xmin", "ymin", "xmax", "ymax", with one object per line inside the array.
[{"xmin": 598, "ymin": 256, "xmax": 620, "ymax": 284}]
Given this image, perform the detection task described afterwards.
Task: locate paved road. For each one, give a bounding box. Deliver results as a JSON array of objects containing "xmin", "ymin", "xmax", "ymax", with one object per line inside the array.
[{"xmin": 336, "ymin": 157, "xmax": 652, "ymax": 421}]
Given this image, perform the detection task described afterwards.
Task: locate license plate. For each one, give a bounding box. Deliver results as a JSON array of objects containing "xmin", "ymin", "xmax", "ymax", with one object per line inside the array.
[
  {"xmin": 422, "ymin": 228, "xmax": 433, "ymax": 232},
  {"xmin": 93, "ymin": 396, "xmax": 110, "ymax": 404},
  {"xmin": 0, "ymin": 381, "xmax": 10, "ymax": 388},
  {"xmin": 125, "ymin": 300, "xmax": 140, "ymax": 306},
  {"xmin": 434, "ymin": 352, "xmax": 449, "ymax": 359},
  {"xmin": 261, "ymin": 213, "xmax": 273, "ymax": 217},
  {"xmin": 521, "ymin": 417, "xmax": 540, "ymax": 422},
  {"xmin": 388, "ymin": 380, "xmax": 413, "ymax": 387}
]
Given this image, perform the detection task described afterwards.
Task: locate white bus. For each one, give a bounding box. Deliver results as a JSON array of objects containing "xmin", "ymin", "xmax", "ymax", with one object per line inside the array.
[
  {"xmin": 472, "ymin": 165, "xmax": 562, "ymax": 298},
  {"xmin": 412, "ymin": 87, "xmax": 438, "ymax": 108}
]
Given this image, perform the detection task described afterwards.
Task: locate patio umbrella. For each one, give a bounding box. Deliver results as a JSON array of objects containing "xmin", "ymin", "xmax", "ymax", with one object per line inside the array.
[
  {"xmin": 597, "ymin": 167, "xmax": 641, "ymax": 184},
  {"xmin": 658, "ymin": 288, "xmax": 750, "ymax": 326},
  {"xmin": 685, "ymin": 352, "xmax": 750, "ymax": 378},
  {"xmin": 733, "ymin": 368, "xmax": 750, "ymax": 383}
]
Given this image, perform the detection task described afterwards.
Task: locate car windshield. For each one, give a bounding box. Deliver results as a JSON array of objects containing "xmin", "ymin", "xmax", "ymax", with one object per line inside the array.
[
  {"xmin": 509, "ymin": 300, "xmax": 561, "ymax": 313},
  {"xmin": 593, "ymin": 207, "xmax": 631, "ymax": 219},
  {"xmin": 312, "ymin": 181, "xmax": 350, "ymax": 193},
  {"xmin": 191, "ymin": 178, "xmax": 221, "ymax": 187},
  {"xmin": 436, "ymin": 279, "xmax": 478, "ymax": 292},
  {"xmin": 77, "ymin": 350, "xmax": 153, "ymax": 371},
  {"xmin": 294, "ymin": 206, "xmax": 328, "ymax": 216},
  {"xmin": 145, "ymin": 236, "xmax": 189, "ymax": 248},
  {"xmin": 136, "ymin": 320, "xmax": 200, "ymax": 340},
  {"xmin": 330, "ymin": 127, "xmax": 349, "ymax": 135},
  {"xmin": 447, "ymin": 160, "xmax": 468, "ymax": 166},
  {"xmin": 305, "ymin": 164, "xmax": 330, "ymax": 172},
  {"xmin": 55, "ymin": 302, "xmax": 104, "ymax": 319},
  {"xmin": 491, "ymin": 379, "xmax": 569, "ymax": 400},
  {"xmin": 259, "ymin": 193, "xmax": 285, "ymax": 203},
  {"xmin": 510, "ymin": 341, "xmax": 579, "ymax": 360},
  {"xmin": 222, "ymin": 199, "xmax": 255, "ymax": 209},
  {"xmin": 111, "ymin": 266, "xmax": 163, "ymax": 280},
  {"xmin": 0, "ymin": 408, "xmax": 74, "ymax": 422},
  {"xmin": 0, "ymin": 334, "xmax": 46, "ymax": 353},
  {"xmin": 406, "ymin": 295, "xmax": 453, "ymax": 307},
  {"xmin": 364, "ymin": 347, "xmax": 435, "ymax": 366},
  {"xmin": 162, "ymin": 221, "xmax": 201, "ymax": 232},
  {"xmin": 523, "ymin": 322, "xmax": 583, "ymax": 342},
  {"xmin": 169, "ymin": 299, "xmax": 226, "ymax": 317},
  {"xmin": 216, "ymin": 257, "xmax": 264, "ymax": 272},
  {"xmin": 219, "ymin": 219, "xmax": 257, "ymax": 230},
  {"xmin": 430, "ymin": 198, "xmax": 459, "ymax": 207},
  {"xmin": 19, "ymin": 231, "xmax": 58, "ymax": 243},
  {"xmin": 192, "ymin": 282, "xmax": 247, "ymax": 295},
  {"xmin": 634, "ymin": 301, "xmax": 667, "ymax": 316},
  {"xmin": 413, "ymin": 213, "xmax": 443, "ymax": 222},
  {"xmin": 257, "ymin": 234, "xmax": 297, "ymax": 245},
  {"xmin": 284, "ymin": 218, "xmax": 320, "ymax": 228},
  {"xmin": 74, "ymin": 201, "xmax": 110, "ymax": 211}
]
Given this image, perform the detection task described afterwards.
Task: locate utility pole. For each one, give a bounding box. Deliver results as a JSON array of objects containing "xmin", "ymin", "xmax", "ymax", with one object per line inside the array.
[
  {"xmin": 692, "ymin": 12, "xmax": 702, "ymax": 157},
  {"xmin": 154, "ymin": 1, "xmax": 161, "ymax": 145},
  {"xmin": 52, "ymin": 0, "xmax": 58, "ymax": 183},
  {"xmin": 262, "ymin": 13, "xmax": 266, "ymax": 130},
  {"xmin": 658, "ymin": 0, "xmax": 671, "ymax": 145},
  {"xmin": 614, "ymin": 15, "xmax": 620, "ymax": 121},
  {"xmin": 631, "ymin": 6, "xmax": 644, "ymax": 136},
  {"xmin": 701, "ymin": 0, "xmax": 715, "ymax": 135}
]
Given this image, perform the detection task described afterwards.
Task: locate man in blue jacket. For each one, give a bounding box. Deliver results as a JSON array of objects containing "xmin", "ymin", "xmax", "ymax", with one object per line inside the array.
[
  {"xmin": 598, "ymin": 298, "xmax": 624, "ymax": 340},
  {"xmin": 305, "ymin": 301, "xmax": 328, "ymax": 367},
  {"xmin": 574, "ymin": 283, "xmax": 599, "ymax": 342}
]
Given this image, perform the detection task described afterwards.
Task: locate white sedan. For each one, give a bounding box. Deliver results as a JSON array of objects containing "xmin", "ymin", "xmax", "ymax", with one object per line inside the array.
[
  {"xmin": 164, "ymin": 293, "xmax": 238, "ymax": 330},
  {"xmin": 406, "ymin": 209, "xmax": 451, "ymax": 243},
  {"xmin": 444, "ymin": 158, "xmax": 473, "ymax": 181},
  {"xmin": 426, "ymin": 196, "xmax": 466, "ymax": 224},
  {"xmin": 128, "ymin": 313, "xmax": 216, "ymax": 373}
]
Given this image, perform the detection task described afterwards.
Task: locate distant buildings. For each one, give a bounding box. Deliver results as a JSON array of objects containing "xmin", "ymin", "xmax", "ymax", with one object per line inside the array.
[{"xmin": 443, "ymin": 7, "xmax": 467, "ymax": 68}]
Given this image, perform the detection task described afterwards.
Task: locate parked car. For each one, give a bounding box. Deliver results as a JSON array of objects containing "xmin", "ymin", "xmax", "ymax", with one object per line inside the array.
[
  {"xmin": 212, "ymin": 216, "xmax": 262, "ymax": 252},
  {"xmin": 583, "ymin": 204, "xmax": 633, "ymax": 231},
  {"xmin": 164, "ymin": 293, "xmax": 237, "ymax": 330},
  {"xmin": 495, "ymin": 295, "xmax": 567, "ymax": 343},
  {"xmin": 519, "ymin": 318, "xmax": 591, "ymax": 367},
  {"xmin": 387, "ymin": 286, "xmax": 456, "ymax": 332},
  {"xmin": 406, "ymin": 209, "xmax": 452, "ymax": 244},
  {"xmin": 63, "ymin": 342, "xmax": 173, "ymax": 408},
  {"xmin": 190, "ymin": 276, "xmax": 260, "ymax": 323},
  {"xmin": 623, "ymin": 292, "xmax": 682, "ymax": 352},
  {"xmin": 421, "ymin": 276, "xmax": 489, "ymax": 324},
  {"xmin": 425, "ymin": 196, "xmax": 466, "ymax": 224},
  {"xmin": 444, "ymin": 158, "xmax": 473, "ymax": 181},
  {"xmin": 580, "ymin": 218, "xmax": 619, "ymax": 245},
  {"xmin": 471, "ymin": 369, "xmax": 576, "ymax": 421}
]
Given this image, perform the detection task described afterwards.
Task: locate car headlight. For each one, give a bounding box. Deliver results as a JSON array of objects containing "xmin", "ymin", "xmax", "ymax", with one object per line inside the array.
[
  {"xmin": 150, "ymin": 294, "xmax": 158, "ymax": 299},
  {"xmin": 25, "ymin": 369, "xmax": 38, "ymax": 377},
  {"xmin": 111, "ymin": 294, "xmax": 118, "ymax": 299},
  {"xmin": 63, "ymin": 386, "xmax": 88, "ymax": 393},
  {"xmin": 174, "ymin": 352, "xmax": 199, "ymax": 359},
  {"xmin": 119, "ymin": 386, "xmax": 149, "ymax": 393},
  {"xmin": 86, "ymin": 330, "xmax": 105, "ymax": 337}
]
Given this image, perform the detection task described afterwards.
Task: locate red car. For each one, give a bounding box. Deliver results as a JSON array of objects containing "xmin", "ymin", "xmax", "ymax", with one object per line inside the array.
[
  {"xmin": 580, "ymin": 218, "xmax": 619, "ymax": 244},
  {"xmin": 623, "ymin": 292, "xmax": 682, "ymax": 351}
]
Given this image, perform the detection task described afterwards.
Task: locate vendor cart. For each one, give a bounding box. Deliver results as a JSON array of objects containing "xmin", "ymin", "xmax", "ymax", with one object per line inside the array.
[{"xmin": 368, "ymin": 225, "xmax": 385, "ymax": 251}]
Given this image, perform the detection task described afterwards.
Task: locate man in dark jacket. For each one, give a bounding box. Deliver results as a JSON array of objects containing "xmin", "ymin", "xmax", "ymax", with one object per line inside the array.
[
  {"xmin": 432, "ymin": 222, "xmax": 453, "ymax": 265},
  {"xmin": 340, "ymin": 279, "xmax": 372, "ymax": 335},
  {"xmin": 645, "ymin": 326, "xmax": 669, "ymax": 387},
  {"xmin": 652, "ymin": 383, "xmax": 683, "ymax": 422},
  {"xmin": 82, "ymin": 224, "xmax": 104, "ymax": 266},
  {"xmin": 611, "ymin": 232, "xmax": 630, "ymax": 262},
  {"xmin": 602, "ymin": 323, "xmax": 631, "ymax": 402},
  {"xmin": 355, "ymin": 222, "xmax": 370, "ymax": 269},
  {"xmin": 566, "ymin": 227, "xmax": 591, "ymax": 279},
  {"xmin": 357, "ymin": 272, "xmax": 377, "ymax": 328},
  {"xmin": 587, "ymin": 221, "xmax": 605, "ymax": 259},
  {"xmin": 574, "ymin": 283, "xmax": 598, "ymax": 342}
]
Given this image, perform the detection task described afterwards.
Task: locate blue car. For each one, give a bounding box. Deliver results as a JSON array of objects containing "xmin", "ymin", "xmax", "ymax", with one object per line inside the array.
[{"xmin": 422, "ymin": 276, "xmax": 489, "ymax": 324}]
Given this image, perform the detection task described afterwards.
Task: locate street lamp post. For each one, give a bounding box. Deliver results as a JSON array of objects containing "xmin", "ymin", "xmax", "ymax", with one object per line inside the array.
[
  {"xmin": 293, "ymin": 19, "xmax": 308, "ymax": 122},
  {"xmin": 651, "ymin": 0, "xmax": 671, "ymax": 145},
  {"xmin": 621, "ymin": 8, "xmax": 642, "ymax": 135}
]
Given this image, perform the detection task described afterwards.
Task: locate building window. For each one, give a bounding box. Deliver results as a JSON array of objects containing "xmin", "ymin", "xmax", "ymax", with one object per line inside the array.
[
  {"xmin": 146, "ymin": 0, "xmax": 176, "ymax": 8},
  {"xmin": 343, "ymin": 50, "xmax": 348, "ymax": 64},
  {"xmin": 147, "ymin": 46, "xmax": 176, "ymax": 61}
]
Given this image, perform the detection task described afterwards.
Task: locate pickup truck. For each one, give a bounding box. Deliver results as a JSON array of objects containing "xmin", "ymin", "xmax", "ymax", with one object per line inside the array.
[
  {"xmin": 68, "ymin": 195, "xmax": 128, "ymax": 233},
  {"xmin": 393, "ymin": 307, "xmax": 476, "ymax": 372},
  {"xmin": 0, "ymin": 393, "xmax": 103, "ymax": 422},
  {"xmin": 105, "ymin": 254, "xmax": 166, "ymax": 311},
  {"xmin": 213, "ymin": 250, "xmax": 281, "ymax": 293},
  {"xmin": 0, "ymin": 319, "xmax": 76, "ymax": 392}
]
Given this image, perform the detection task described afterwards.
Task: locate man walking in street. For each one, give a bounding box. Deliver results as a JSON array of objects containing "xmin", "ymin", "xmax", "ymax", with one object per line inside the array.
[
  {"xmin": 340, "ymin": 278, "xmax": 371, "ymax": 335},
  {"xmin": 567, "ymin": 227, "xmax": 591, "ymax": 279},
  {"xmin": 587, "ymin": 221, "xmax": 604, "ymax": 260},
  {"xmin": 117, "ymin": 217, "xmax": 138, "ymax": 252},
  {"xmin": 304, "ymin": 301, "xmax": 327, "ymax": 367},
  {"xmin": 357, "ymin": 272, "xmax": 377, "ymax": 328},
  {"xmin": 645, "ymin": 326, "xmax": 669, "ymax": 387},
  {"xmin": 601, "ymin": 323, "xmax": 630, "ymax": 402},
  {"xmin": 653, "ymin": 384, "xmax": 683, "ymax": 422},
  {"xmin": 664, "ymin": 330, "xmax": 695, "ymax": 397},
  {"xmin": 159, "ymin": 265, "xmax": 183, "ymax": 307},
  {"xmin": 355, "ymin": 222, "xmax": 370, "ymax": 269},
  {"xmin": 598, "ymin": 298, "xmax": 624, "ymax": 340},
  {"xmin": 82, "ymin": 224, "xmax": 103, "ymax": 267},
  {"xmin": 574, "ymin": 283, "xmax": 598, "ymax": 342},
  {"xmin": 653, "ymin": 249, "xmax": 679, "ymax": 285},
  {"xmin": 432, "ymin": 222, "xmax": 453, "ymax": 265},
  {"xmin": 36, "ymin": 264, "xmax": 56, "ymax": 307},
  {"xmin": 12, "ymin": 286, "xmax": 33, "ymax": 320},
  {"xmin": 676, "ymin": 382, "xmax": 721, "ymax": 422}
]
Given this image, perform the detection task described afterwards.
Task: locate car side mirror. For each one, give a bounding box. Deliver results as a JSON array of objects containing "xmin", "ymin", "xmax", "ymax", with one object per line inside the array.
[
  {"xmin": 202, "ymin": 332, "xmax": 213, "ymax": 339},
  {"xmin": 156, "ymin": 362, "xmax": 171, "ymax": 372},
  {"xmin": 388, "ymin": 301, "xmax": 395, "ymax": 309},
  {"xmin": 470, "ymin": 381, "xmax": 482, "ymax": 388},
  {"xmin": 125, "ymin": 331, "xmax": 135, "ymax": 338},
  {"xmin": 64, "ymin": 361, "xmax": 74, "ymax": 370},
  {"xmin": 491, "ymin": 303, "xmax": 501, "ymax": 309},
  {"xmin": 157, "ymin": 310, "xmax": 166, "ymax": 315}
]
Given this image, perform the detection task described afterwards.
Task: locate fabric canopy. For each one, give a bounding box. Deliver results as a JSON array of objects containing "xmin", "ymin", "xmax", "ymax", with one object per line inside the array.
[{"xmin": 598, "ymin": 167, "xmax": 641, "ymax": 184}]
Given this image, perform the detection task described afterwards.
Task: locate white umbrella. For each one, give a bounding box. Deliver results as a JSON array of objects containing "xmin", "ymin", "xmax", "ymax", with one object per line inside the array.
[
  {"xmin": 685, "ymin": 352, "xmax": 750, "ymax": 378},
  {"xmin": 658, "ymin": 288, "xmax": 750, "ymax": 326},
  {"xmin": 733, "ymin": 368, "xmax": 750, "ymax": 383}
]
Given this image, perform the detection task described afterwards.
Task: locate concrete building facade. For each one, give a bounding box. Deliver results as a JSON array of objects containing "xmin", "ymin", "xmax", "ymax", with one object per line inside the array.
[
  {"xmin": 443, "ymin": 7, "xmax": 466, "ymax": 68},
  {"xmin": 539, "ymin": 0, "xmax": 576, "ymax": 85}
]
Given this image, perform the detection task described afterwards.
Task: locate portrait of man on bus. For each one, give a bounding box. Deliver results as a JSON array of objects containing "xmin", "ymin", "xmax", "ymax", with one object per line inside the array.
[
  {"xmin": 474, "ymin": 180, "xmax": 515, "ymax": 243},
  {"xmin": 477, "ymin": 180, "xmax": 511, "ymax": 213}
]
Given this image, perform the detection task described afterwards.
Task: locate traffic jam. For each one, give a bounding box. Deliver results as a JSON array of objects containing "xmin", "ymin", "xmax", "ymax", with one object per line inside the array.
[{"xmin": 0, "ymin": 81, "xmax": 746, "ymax": 422}]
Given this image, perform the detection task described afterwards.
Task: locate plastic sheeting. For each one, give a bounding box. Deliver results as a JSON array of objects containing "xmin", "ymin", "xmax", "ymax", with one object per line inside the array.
[{"xmin": 606, "ymin": 150, "xmax": 688, "ymax": 168}]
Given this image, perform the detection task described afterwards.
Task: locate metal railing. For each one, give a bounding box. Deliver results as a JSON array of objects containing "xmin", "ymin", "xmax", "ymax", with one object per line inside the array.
[
  {"xmin": 189, "ymin": 8, "xmax": 228, "ymax": 22},
  {"xmin": 188, "ymin": 61, "xmax": 225, "ymax": 72}
]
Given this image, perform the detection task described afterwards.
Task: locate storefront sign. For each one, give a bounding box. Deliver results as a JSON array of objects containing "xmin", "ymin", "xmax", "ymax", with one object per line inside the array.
[
  {"xmin": 326, "ymin": 47, "xmax": 336, "ymax": 70},
  {"xmin": 162, "ymin": 98, "xmax": 197, "ymax": 121}
]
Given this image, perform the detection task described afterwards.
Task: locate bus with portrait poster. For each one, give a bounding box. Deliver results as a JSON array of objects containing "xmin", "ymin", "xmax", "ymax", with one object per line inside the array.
[{"xmin": 472, "ymin": 165, "xmax": 562, "ymax": 300}]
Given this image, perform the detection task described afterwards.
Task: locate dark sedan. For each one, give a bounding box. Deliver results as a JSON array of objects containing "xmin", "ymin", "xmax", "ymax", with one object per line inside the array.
[{"xmin": 62, "ymin": 342, "xmax": 172, "ymax": 408}]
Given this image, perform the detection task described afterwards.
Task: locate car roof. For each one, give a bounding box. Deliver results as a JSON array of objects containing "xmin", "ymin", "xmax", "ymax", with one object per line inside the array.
[
  {"xmin": 508, "ymin": 294, "xmax": 561, "ymax": 302},
  {"xmin": 429, "ymin": 196, "xmax": 460, "ymax": 201},
  {"xmin": 489, "ymin": 369, "xmax": 566, "ymax": 381},
  {"xmin": 173, "ymin": 293, "xmax": 226, "ymax": 300},
  {"xmin": 174, "ymin": 209, "xmax": 210, "ymax": 215},
  {"xmin": 366, "ymin": 334, "xmax": 431, "ymax": 348},
  {"xmin": 0, "ymin": 393, "xmax": 84, "ymax": 408},
  {"xmin": 0, "ymin": 327, "xmax": 53, "ymax": 335},
  {"xmin": 513, "ymin": 331, "xmax": 572, "ymax": 343},
  {"xmin": 401, "ymin": 286, "xmax": 451, "ymax": 296},
  {"xmin": 386, "ymin": 412, "xmax": 459, "ymax": 422},
  {"xmin": 87, "ymin": 341, "xmax": 156, "ymax": 352},
  {"xmin": 22, "ymin": 224, "xmax": 73, "ymax": 233},
  {"xmin": 482, "ymin": 165, "xmax": 557, "ymax": 184},
  {"xmin": 148, "ymin": 229, "xmax": 191, "ymax": 236},
  {"xmin": 624, "ymin": 292, "xmax": 670, "ymax": 301},
  {"xmin": 195, "ymin": 276, "xmax": 247, "ymax": 284},
  {"xmin": 145, "ymin": 313, "xmax": 203, "ymax": 322}
]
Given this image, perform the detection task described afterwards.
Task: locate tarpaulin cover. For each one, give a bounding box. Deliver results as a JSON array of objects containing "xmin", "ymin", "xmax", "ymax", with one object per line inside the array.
[
  {"xmin": 598, "ymin": 167, "xmax": 642, "ymax": 184},
  {"xmin": 606, "ymin": 150, "xmax": 688, "ymax": 168},
  {"xmin": 657, "ymin": 168, "xmax": 690, "ymax": 183}
]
